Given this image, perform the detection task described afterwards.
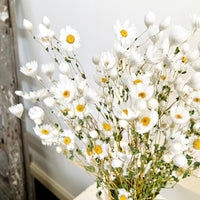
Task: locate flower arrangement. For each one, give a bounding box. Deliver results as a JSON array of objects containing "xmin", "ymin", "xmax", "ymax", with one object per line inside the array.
[{"xmin": 9, "ymin": 11, "xmax": 200, "ymax": 200}]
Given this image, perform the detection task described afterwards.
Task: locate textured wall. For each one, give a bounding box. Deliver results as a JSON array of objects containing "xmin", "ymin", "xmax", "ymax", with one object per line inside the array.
[{"xmin": 15, "ymin": 0, "xmax": 200, "ymax": 198}]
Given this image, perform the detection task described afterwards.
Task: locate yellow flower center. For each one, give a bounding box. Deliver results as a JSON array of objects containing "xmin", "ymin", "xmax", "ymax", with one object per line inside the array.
[
  {"xmin": 194, "ymin": 97, "xmax": 200, "ymax": 103},
  {"xmin": 193, "ymin": 139, "xmax": 200, "ymax": 150},
  {"xmin": 120, "ymin": 29, "xmax": 128, "ymax": 37},
  {"xmin": 103, "ymin": 123, "xmax": 111, "ymax": 131},
  {"xmin": 41, "ymin": 129, "xmax": 49, "ymax": 135},
  {"xmin": 87, "ymin": 148, "xmax": 93, "ymax": 156},
  {"xmin": 141, "ymin": 117, "xmax": 151, "ymax": 126},
  {"xmin": 28, "ymin": 68, "xmax": 32, "ymax": 71},
  {"xmin": 63, "ymin": 90, "xmax": 70, "ymax": 98},
  {"xmin": 120, "ymin": 195, "xmax": 128, "ymax": 200},
  {"xmin": 94, "ymin": 145, "xmax": 103, "ymax": 154},
  {"xmin": 41, "ymin": 37, "xmax": 47, "ymax": 42},
  {"xmin": 138, "ymin": 92, "xmax": 146, "ymax": 99},
  {"xmin": 182, "ymin": 57, "xmax": 187, "ymax": 63},
  {"xmin": 66, "ymin": 34, "xmax": 75, "ymax": 44},
  {"xmin": 102, "ymin": 78, "xmax": 107, "ymax": 83},
  {"xmin": 175, "ymin": 114, "xmax": 183, "ymax": 119},
  {"xmin": 161, "ymin": 76, "xmax": 166, "ymax": 81},
  {"xmin": 123, "ymin": 109, "xmax": 128, "ymax": 115},
  {"xmin": 76, "ymin": 105, "xmax": 85, "ymax": 112},
  {"xmin": 64, "ymin": 137, "xmax": 71, "ymax": 145},
  {"xmin": 134, "ymin": 79, "xmax": 143, "ymax": 85},
  {"xmin": 65, "ymin": 108, "xmax": 70, "ymax": 112}
]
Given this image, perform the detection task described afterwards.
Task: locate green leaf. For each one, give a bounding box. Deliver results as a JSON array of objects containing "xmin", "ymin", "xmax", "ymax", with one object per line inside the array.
[
  {"xmin": 64, "ymin": 57, "xmax": 71, "ymax": 63},
  {"xmin": 174, "ymin": 47, "xmax": 180, "ymax": 55},
  {"xmin": 85, "ymin": 165, "xmax": 95, "ymax": 173},
  {"xmin": 194, "ymin": 162, "xmax": 200, "ymax": 169},
  {"xmin": 183, "ymin": 170, "xmax": 190, "ymax": 178}
]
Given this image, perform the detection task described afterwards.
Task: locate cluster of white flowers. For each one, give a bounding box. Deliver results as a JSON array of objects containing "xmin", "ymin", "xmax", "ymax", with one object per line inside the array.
[{"xmin": 9, "ymin": 12, "xmax": 200, "ymax": 200}]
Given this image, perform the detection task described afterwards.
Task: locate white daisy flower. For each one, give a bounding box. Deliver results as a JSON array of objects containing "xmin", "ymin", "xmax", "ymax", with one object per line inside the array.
[
  {"xmin": 33, "ymin": 124, "xmax": 57, "ymax": 140},
  {"xmin": 118, "ymin": 188, "xmax": 131, "ymax": 200},
  {"xmin": 20, "ymin": 61, "xmax": 38, "ymax": 77},
  {"xmin": 59, "ymin": 26, "xmax": 80, "ymax": 51},
  {"xmin": 94, "ymin": 72, "xmax": 109, "ymax": 86},
  {"xmin": 114, "ymin": 42, "xmax": 128, "ymax": 58},
  {"xmin": 113, "ymin": 101, "xmax": 139, "ymax": 121},
  {"xmin": 41, "ymin": 63, "xmax": 55, "ymax": 79},
  {"xmin": 93, "ymin": 140, "xmax": 109, "ymax": 160},
  {"xmin": 169, "ymin": 25, "xmax": 189, "ymax": 46},
  {"xmin": 146, "ymin": 45, "xmax": 163, "ymax": 64},
  {"xmin": 28, "ymin": 106, "xmax": 44, "ymax": 125},
  {"xmin": 135, "ymin": 110, "xmax": 158, "ymax": 134},
  {"xmin": 8, "ymin": 103, "xmax": 24, "ymax": 118},
  {"xmin": 187, "ymin": 135, "xmax": 200, "ymax": 162},
  {"xmin": 99, "ymin": 51, "xmax": 116, "ymax": 70},
  {"xmin": 59, "ymin": 129, "xmax": 75, "ymax": 151},
  {"xmin": 128, "ymin": 50, "xmax": 144, "ymax": 68},
  {"xmin": 73, "ymin": 98, "xmax": 89, "ymax": 119},
  {"xmin": 35, "ymin": 88, "xmax": 49, "ymax": 100},
  {"xmin": 111, "ymin": 158, "xmax": 123, "ymax": 168},
  {"xmin": 130, "ymin": 84, "xmax": 154, "ymax": 101},
  {"xmin": 170, "ymin": 105, "xmax": 190, "ymax": 124},
  {"xmin": 127, "ymin": 72, "xmax": 150, "ymax": 88},
  {"xmin": 98, "ymin": 121, "xmax": 113, "ymax": 137},
  {"xmin": 166, "ymin": 132, "xmax": 189, "ymax": 155},
  {"xmin": 51, "ymin": 77, "xmax": 76, "ymax": 104},
  {"xmin": 114, "ymin": 20, "xmax": 136, "ymax": 45}
]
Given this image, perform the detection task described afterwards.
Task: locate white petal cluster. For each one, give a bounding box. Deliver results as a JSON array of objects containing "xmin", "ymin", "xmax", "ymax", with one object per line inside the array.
[{"xmin": 8, "ymin": 103, "xmax": 24, "ymax": 118}]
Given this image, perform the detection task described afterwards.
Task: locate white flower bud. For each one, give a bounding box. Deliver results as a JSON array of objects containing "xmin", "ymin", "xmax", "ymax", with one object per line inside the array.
[
  {"xmin": 41, "ymin": 63, "xmax": 55, "ymax": 79},
  {"xmin": 109, "ymin": 67, "xmax": 118, "ymax": 80},
  {"xmin": 181, "ymin": 43, "xmax": 189, "ymax": 54},
  {"xmin": 56, "ymin": 146, "xmax": 62, "ymax": 153},
  {"xmin": 173, "ymin": 154, "xmax": 187, "ymax": 168},
  {"xmin": 43, "ymin": 97, "xmax": 56, "ymax": 107},
  {"xmin": 43, "ymin": 16, "xmax": 51, "ymax": 28},
  {"xmin": 15, "ymin": 90, "xmax": 24, "ymax": 96},
  {"xmin": 162, "ymin": 153, "xmax": 173, "ymax": 163},
  {"xmin": 111, "ymin": 159, "xmax": 123, "ymax": 168},
  {"xmin": 75, "ymin": 125, "xmax": 82, "ymax": 131},
  {"xmin": 147, "ymin": 98, "xmax": 158, "ymax": 110},
  {"xmin": 89, "ymin": 130, "xmax": 98, "ymax": 138},
  {"xmin": 118, "ymin": 119, "xmax": 128, "ymax": 128},
  {"xmin": 92, "ymin": 55, "xmax": 100, "ymax": 65},
  {"xmin": 28, "ymin": 106, "xmax": 44, "ymax": 125},
  {"xmin": 9, "ymin": 103, "xmax": 24, "ymax": 118},
  {"xmin": 59, "ymin": 62, "xmax": 70, "ymax": 75},
  {"xmin": 159, "ymin": 16, "xmax": 171, "ymax": 31},
  {"xmin": 23, "ymin": 19, "xmax": 33, "ymax": 32},
  {"xmin": 68, "ymin": 110, "xmax": 75, "ymax": 118},
  {"xmin": 144, "ymin": 11, "xmax": 156, "ymax": 28}
]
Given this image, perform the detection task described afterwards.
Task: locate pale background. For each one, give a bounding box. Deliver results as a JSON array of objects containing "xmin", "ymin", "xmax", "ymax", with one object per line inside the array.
[{"xmin": 15, "ymin": 0, "xmax": 200, "ymax": 199}]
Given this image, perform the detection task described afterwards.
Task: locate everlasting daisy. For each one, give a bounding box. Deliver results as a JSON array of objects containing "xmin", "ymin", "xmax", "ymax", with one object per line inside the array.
[
  {"xmin": 98, "ymin": 121, "xmax": 114, "ymax": 137},
  {"xmin": 9, "ymin": 103, "xmax": 24, "ymax": 118},
  {"xmin": 169, "ymin": 25, "xmax": 189, "ymax": 46},
  {"xmin": 117, "ymin": 188, "xmax": 131, "ymax": 200},
  {"xmin": 93, "ymin": 140, "xmax": 109, "ymax": 160},
  {"xmin": 41, "ymin": 63, "xmax": 55, "ymax": 79},
  {"xmin": 59, "ymin": 26, "xmax": 80, "ymax": 51},
  {"xmin": 130, "ymin": 84, "xmax": 154, "ymax": 101},
  {"xmin": 114, "ymin": 20, "xmax": 136, "ymax": 45},
  {"xmin": 43, "ymin": 16, "xmax": 51, "ymax": 28},
  {"xmin": 135, "ymin": 110, "xmax": 158, "ymax": 134},
  {"xmin": 173, "ymin": 154, "xmax": 188, "ymax": 168},
  {"xmin": 99, "ymin": 51, "xmax": 116, "ymax": 70},
  {"xmin": 187, "ymin": 135, "xmax": 200, "ymax": 162},
  {"xmin": 20, "ymin": 61, "xmax": 38, "ymax": 77},
  {"xmin": 170, "ymin": 105, "xmax": 190, "ymax": 124},
  {"xmin": 73, "ymin": 98, "xmax": 89, "ymax": 119},
  {"xmin": 59, "ymin": 129, "xmax": 75, "ymax": 151},
  {"xmin": 33, "ymin": 124, "xmax": 58, "ymax": 140},
  {"xmin": 128, "ymin": 50, "xmax": 144, "ymax": 68},
  {"xmin": 146, "ymin": 45, "xmax": 163, "ymax": 64},
  {"xmin": 144, "ymin": 11, "xmax": 156, "ymax": 28},
  {"xmin": 51, "ymin": 77, "xmax": 76, "ymax": 104},
  {"xmin": 59, "ymin": 62, "xmax": 70, "ymax": 76}
]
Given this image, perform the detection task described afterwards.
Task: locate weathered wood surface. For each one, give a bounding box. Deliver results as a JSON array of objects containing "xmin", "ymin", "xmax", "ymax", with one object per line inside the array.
[{"xmin": 0, "ymin": 0, "xmax": 33, "ymax": 199}]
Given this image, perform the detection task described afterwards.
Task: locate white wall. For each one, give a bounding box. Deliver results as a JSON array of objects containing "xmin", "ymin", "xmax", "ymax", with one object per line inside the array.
[{"xmin": 15, "ymin": 0, "xmax": 200, "ymax": 199}]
